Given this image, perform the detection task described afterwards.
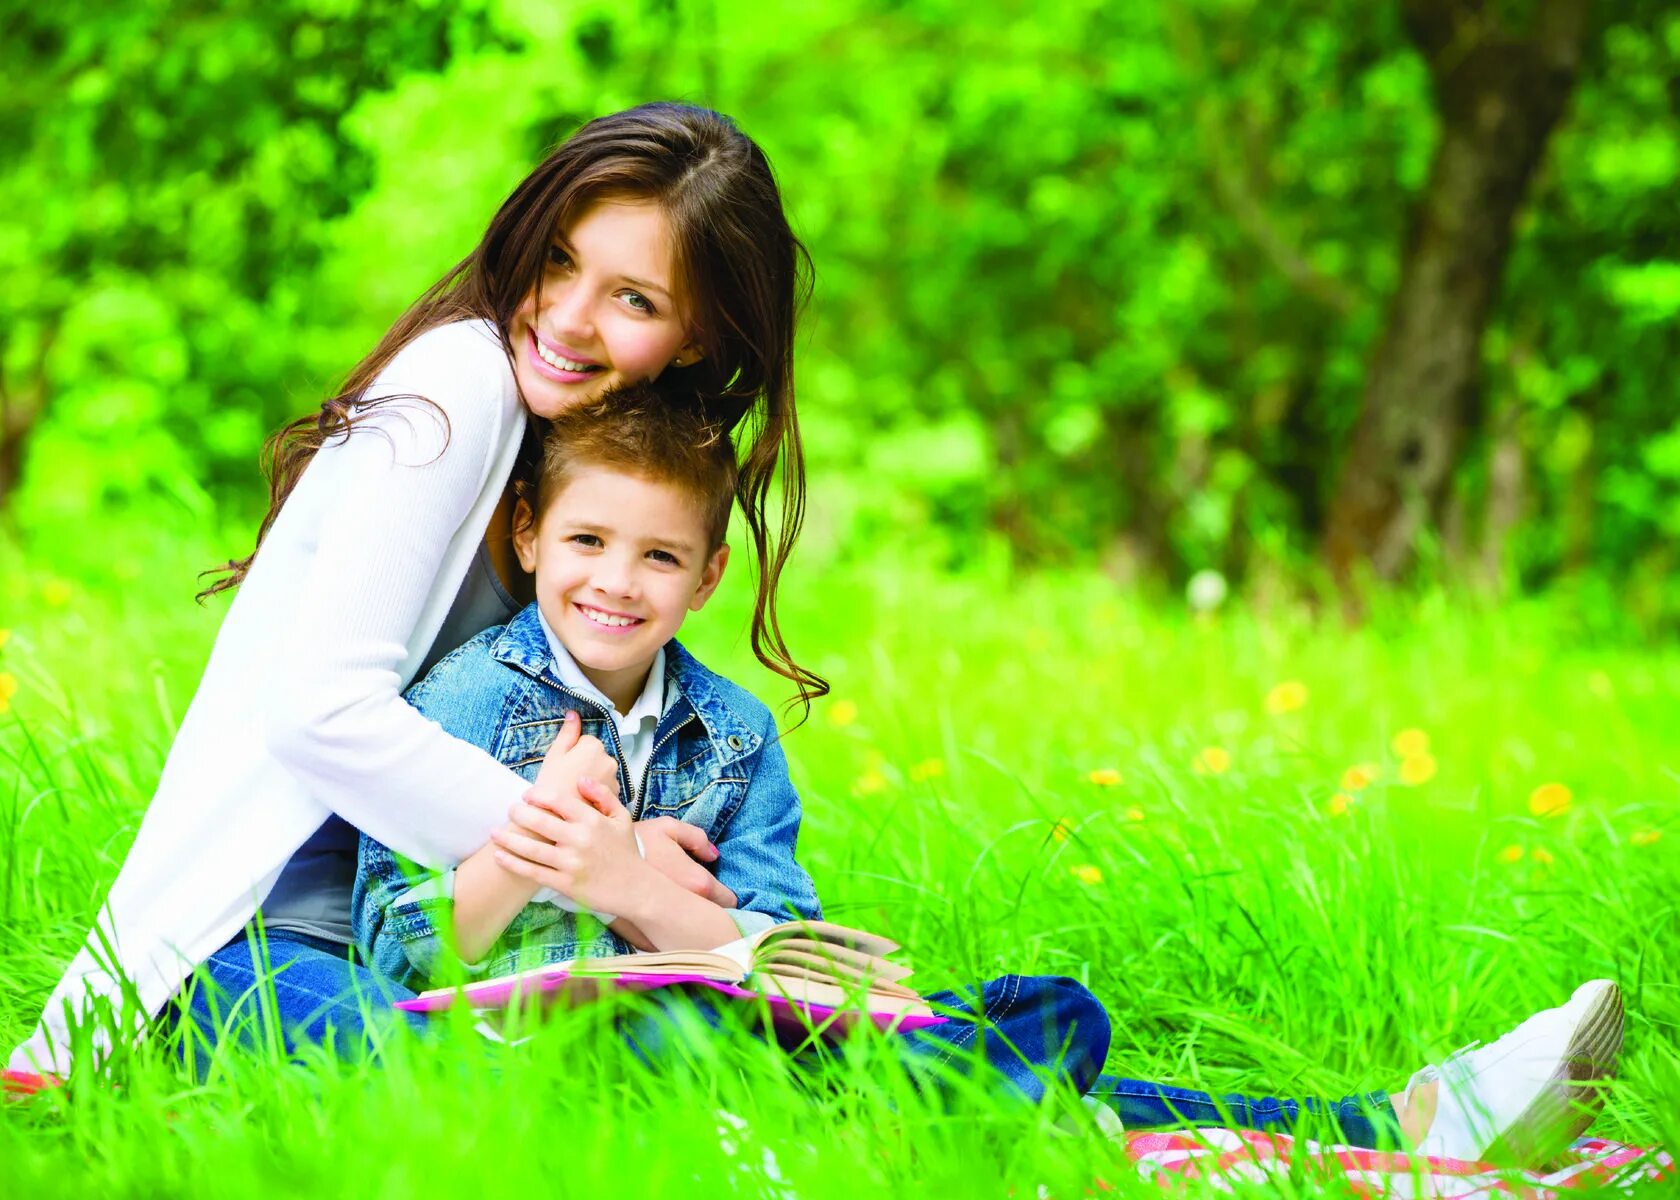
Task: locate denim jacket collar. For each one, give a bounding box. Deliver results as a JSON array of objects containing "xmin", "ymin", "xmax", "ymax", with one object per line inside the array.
[{"xmin": 488, "ymin": 602, "xmax": 763, "ymax": 769}]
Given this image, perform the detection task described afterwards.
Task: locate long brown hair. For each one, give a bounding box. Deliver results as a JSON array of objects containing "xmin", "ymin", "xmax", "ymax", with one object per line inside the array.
[{"xmin": 202, "ymin": 102, "xmax": 825, "ymax": 710}]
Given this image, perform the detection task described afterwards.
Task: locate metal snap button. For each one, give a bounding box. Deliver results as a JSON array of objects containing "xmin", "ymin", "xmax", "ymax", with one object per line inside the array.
[{"xmin": 726, "ymin": 734, "xmax": 744, "ymax": 751}]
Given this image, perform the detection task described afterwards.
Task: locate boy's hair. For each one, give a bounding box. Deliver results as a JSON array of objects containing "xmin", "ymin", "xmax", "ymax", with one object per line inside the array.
[{"xmin": 521, "ymin": 381, "xmax": 739, "ymax": 551}]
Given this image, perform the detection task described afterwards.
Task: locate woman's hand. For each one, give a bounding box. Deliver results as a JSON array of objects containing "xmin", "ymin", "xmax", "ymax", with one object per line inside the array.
[{"xmin": 635, "ymin": 817, "xmax": 738, "ymax": 909}]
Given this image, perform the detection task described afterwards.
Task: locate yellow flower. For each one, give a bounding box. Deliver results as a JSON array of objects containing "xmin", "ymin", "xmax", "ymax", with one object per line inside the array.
[
  {"xmin": 1398, "ymin": 754, "xmax": 1437, "ymax": 786},
  {"xmin": 41, "ymin": 581, "xmax": 72, "ymax": 608},
  {"xmin": 1340, "ymin": 763, "xmax": 1381, "ymax": 792},
  {"xmin": 909, "ymin": 758, "xmax": 945, "ymax": 783},
  {"xmin": 1049, "ymin": 819, "xmax": 1073, "ymax": 843},
  {"xmin": 1497, "ymin": 844, "xmax": 1525, "ymax": 864},
  {"xmin": 1391, "ymin": 728, "xmax": 1430, "ymax": 758},
  {"xmin": 0, "ymin": 671, "xmax": 14, "ymax": 714},
  {"xmin": 1531, "ymin": 847, "xmax": 1555, "ymax": 866},
  {"xmin": 1632, "ymin": 830, "xmax": 1663, "ymax": 848},
  {"xmin": 1327, "ymin": 792, "xmax": 1353, "ymax": 817},
  {"xmin": 853, "ymin": 769, "xmax": 889, "ymax": 797},
  {"xmin": 1087, "ymin": 768, "xmax": 1123, "ymax": 787},
  {"xmin": 1070, "ymin": 864, "xmax": 1104, "ymax": 886},
  {"xmin": 1193, "ymin": 746, "xmax": 1231, "ymax": 775},
  {"xmin": 1125, "ymin": 806, "xmax": 1145, "ymax": 822},
  {"xmin": 1264, "ymin": 680, "xmax": 1309, "ymax": 715},
  {"xmin": 1528, "ymin": 783, "xmax": 1572, "ymax": 818},
  {"xmin": 827, "ymin": 698, "xmax": 859, "ymax": 727}
]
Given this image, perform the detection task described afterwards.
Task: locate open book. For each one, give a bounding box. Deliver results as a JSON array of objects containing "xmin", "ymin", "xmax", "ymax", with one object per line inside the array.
[{"xmin": 395, "ymin": 920, "xmax": 947, "ymax": 1036}]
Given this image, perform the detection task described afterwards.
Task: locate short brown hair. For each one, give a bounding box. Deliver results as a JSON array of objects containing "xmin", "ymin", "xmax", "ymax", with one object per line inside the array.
[{"xmin": 521, "ymin": 382, "xmax": 738, "ymax": 552}]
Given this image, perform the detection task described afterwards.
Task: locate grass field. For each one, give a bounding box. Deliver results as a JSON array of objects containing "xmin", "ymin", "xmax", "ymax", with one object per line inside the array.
[{"xmin": 2, "ymin": 525, "xmax": 1676, "ymax": 1196}]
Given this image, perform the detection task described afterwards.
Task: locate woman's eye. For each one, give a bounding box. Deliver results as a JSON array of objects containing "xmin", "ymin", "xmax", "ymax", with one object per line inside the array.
[
  {"xmin": 622, "ymin": 291, "xmax": 655, "ymax": 314},
  {"xmin": 547, "ymin": 245, "xmax": 572, "ymax": 269}
]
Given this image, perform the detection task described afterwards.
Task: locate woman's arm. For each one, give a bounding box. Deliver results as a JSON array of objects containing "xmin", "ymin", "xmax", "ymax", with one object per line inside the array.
[
  {"xmin": 262, "ymin": 324, "xmax": 534, "ymax": 868},
  {"xmin": 491, "ymin": 780, "xmax": 740, "ymax": 952}
]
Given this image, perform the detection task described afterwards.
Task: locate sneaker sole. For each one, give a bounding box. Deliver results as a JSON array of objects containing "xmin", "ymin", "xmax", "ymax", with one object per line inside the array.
[{"xmin": 1484, "ymin": 979, "xmax": 1624, "ymax": 1167}]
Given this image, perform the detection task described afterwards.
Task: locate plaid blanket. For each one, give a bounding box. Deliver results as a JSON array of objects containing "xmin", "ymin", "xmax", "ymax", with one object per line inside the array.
[{"xmin": 1113, "ymin": 1129, "xmax": 1670, "ymax": 1197}]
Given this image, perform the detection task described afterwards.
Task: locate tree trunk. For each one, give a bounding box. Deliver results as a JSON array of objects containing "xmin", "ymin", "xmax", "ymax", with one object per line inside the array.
[
  {"xmin": 1323, "ymin": 0, "xmax": 1593, "ymax": 598},
  {"xmin": 0, "ymin": 327, "xmax": 57, "ymax": 509}
]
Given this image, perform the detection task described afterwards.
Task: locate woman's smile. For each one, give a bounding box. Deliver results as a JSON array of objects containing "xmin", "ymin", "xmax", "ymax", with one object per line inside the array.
[{"xmin": 509, "ymin": 200, "xmax": 697, "ymax": 418}]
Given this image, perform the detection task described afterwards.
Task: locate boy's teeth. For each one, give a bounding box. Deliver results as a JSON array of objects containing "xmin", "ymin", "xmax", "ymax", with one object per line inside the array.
[
  {"xmin": 582, "ymin": 606, "xmax": 635, "ymax": 627},
  {"xmin": 536, "ymin": 341, "xmax": 596, "ymax": 372}
]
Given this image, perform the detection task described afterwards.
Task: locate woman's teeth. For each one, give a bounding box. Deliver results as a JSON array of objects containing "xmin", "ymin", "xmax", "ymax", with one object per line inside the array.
[
  {"xmin": 580, "ymin": 605, "xmax": 637, "ymax": 628},
  {"xmin": 536, "ymin": 340, "xmax": 599, "ymax": 373}
]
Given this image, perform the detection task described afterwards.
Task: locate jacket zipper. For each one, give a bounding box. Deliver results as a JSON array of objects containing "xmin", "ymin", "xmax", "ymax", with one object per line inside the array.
[
  {"xmin": 631, "ymin": 714, "xmax": 696, "ymax": 818},
  {"xmin": 541, "ymin": 681, "xmax": 696, "ymax": 819}
]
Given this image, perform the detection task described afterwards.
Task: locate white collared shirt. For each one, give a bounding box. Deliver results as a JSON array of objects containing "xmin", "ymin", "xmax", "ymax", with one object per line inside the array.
[{"xmin": 535, "ymin": 608, "xmax": 666, "ymax": 805}]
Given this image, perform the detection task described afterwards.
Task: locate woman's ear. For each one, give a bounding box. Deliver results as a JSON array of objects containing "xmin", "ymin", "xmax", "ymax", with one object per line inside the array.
[
  {"xmin": 671, "ymin": 341, "xmax": 706, "ymax": 369},
  {"xmin": 689, "ymin": 544, "xmax": 729, "ymax": 611},
  {"xmin": 512, "ymin": 496, "xmax": 540, "ymax": 573}
]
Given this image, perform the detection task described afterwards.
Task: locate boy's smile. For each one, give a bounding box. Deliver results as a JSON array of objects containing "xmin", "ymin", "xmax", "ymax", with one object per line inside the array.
[{"xmin": 513, "ymin": 465, "xmax": 728, "ymax": 713}]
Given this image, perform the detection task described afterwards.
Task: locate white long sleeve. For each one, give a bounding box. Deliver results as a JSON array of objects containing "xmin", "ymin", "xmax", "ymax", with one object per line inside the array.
[
  {"xmin": 9, "ymin": 319, "xmax": 531, "ymax": 1076},
  {"xmin": 260, "ymin": 329, "xmax": 531, "ymax": 867}
]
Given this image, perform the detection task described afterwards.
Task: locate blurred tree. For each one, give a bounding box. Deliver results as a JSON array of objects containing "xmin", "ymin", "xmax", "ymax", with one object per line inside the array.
[
  {"xmin": 0, "ymin": 0, "xmax": 507, "ymax": 510},
  {"xmin": 1322, "ymin": 0, "xmax": 1594, "ymax": 597}
]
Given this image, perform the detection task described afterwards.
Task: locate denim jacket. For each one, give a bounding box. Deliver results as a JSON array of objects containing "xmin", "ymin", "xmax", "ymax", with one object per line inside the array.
[{"xmin": 353, "ymin": 602, "xmax": 821, "ymax": 990}]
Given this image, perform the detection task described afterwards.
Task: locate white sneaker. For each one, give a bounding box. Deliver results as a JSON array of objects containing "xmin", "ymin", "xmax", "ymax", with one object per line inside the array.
[{"xmin": 1410, "ymin": 979, "xmax": 1624, "ymax": 1166}]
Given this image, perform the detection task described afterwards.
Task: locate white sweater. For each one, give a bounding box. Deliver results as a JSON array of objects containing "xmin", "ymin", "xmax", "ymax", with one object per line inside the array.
[{"xmin": 8, "ymin": 320, "xmax": 533, "ymax": 1076}]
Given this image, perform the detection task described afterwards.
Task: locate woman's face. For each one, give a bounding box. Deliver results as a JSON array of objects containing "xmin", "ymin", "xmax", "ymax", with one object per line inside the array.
[{"xmin": 511, "ymin": 199, "xmax": 700, "ymax": 419}]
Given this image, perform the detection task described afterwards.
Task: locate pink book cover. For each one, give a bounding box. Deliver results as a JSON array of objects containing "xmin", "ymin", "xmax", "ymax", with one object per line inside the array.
[{"xmin": 395, "ymin": 968, "xmax": 950, "ymax": 1036}]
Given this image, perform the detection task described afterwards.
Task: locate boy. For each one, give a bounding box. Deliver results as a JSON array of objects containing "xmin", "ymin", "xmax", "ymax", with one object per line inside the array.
[{"xmin": 354, "ymin": 385, "xmax": 821, "ymax": 988}]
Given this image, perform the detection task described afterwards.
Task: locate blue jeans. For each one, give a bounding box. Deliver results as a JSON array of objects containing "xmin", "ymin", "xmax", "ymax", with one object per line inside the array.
[
  {"xmin": 168, "ymin": 929, "xmax": 426, "ymax": 1080},
  {"xmin": 174, "ymin": 933, "xmax": 1398, "ymax": 1147},
  {"xmin": 1088, "ymin": 1078, "xmax": 1399, "ymax": 1147}
]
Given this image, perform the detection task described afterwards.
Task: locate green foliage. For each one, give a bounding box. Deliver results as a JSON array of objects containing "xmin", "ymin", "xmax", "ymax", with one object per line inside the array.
[
  {"xmin": 3, "ymin": 0, "xmax": 1678, "ymax": 613},
  {"xmin": 0, "ymin": 0, "xmax": 506, "ymax": 529}
]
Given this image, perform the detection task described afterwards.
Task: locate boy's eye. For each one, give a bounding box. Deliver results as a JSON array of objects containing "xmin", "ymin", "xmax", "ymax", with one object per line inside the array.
[
  {"xmin": 568, "ymin": 533, "xmax": 602, "ymax": 548},
  {"xmin": 648, "ymin": 549, "xmax": 680, "ymax": 566}
]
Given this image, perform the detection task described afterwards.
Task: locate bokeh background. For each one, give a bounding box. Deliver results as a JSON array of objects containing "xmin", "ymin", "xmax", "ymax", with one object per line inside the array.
[{"xmin": 4, "ymin": 0, "xmax": 1677, "ymax": 619}]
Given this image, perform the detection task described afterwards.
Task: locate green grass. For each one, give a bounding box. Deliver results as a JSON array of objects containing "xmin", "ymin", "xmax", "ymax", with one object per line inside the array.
[{"xmin": 2, "ymin": 526, "xmax": 1677, "ymax": 1195}]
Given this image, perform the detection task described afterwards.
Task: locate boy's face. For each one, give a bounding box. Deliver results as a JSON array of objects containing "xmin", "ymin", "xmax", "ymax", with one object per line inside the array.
[{"xmin": 513, "ymin": 464, "xmax": 727, "ymax": 708}]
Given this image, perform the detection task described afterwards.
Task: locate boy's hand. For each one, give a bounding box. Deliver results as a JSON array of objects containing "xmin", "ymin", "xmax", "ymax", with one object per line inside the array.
[
  {"xmin": 493, "ymin": 777, "xmax": 647, "ymax": 914},
  {"xmin": 527, "ymin": 711, "xmax": 621, "ymax": 809}
]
